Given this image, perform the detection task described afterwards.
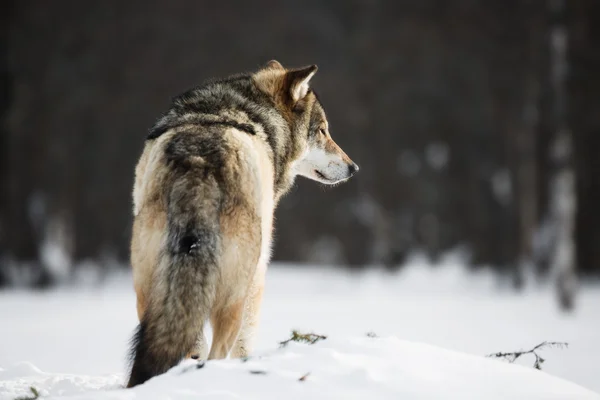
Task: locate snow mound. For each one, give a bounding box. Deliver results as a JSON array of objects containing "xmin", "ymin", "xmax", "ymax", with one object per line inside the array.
[
  {"xmin": 0, "ymin": 362, "xmax": 122, "ymax": 399},
  {"xmin": 1, "ymin": 337, "xmax": 598, "ymax": 400}
]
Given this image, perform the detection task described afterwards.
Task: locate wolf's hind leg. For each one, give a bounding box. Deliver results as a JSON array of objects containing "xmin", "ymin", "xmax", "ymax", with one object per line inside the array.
[
  {"xmin": 127, "ymin": 197, "xmax": 220, "ymax": 386},
  {"xmin": 208, "ymin": 299, "xmax": 245, "ymax": 359},
  {"xmin": 230, "ymin": 277, "xmax": 264, "ymax": 359},
  {"xmin": 188, "ymin": 328, "xmax": 208, "ymax": 360},
  {"xmin": 127, "ymin": 250, "xmax": 216, "ymax": 388}
]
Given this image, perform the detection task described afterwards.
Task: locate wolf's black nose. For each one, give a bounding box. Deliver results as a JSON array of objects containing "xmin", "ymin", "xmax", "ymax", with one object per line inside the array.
[{"xmin": 348, "ymin": 163, "xmax": 359, "ymax": 176}]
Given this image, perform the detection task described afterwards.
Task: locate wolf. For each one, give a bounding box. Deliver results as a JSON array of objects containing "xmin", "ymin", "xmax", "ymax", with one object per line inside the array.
[{"xmin": 127, "ymin": 60, "xmax": 358, "ymax": 387}]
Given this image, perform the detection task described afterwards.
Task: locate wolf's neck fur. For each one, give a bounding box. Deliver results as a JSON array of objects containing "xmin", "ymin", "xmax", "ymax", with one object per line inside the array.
[{"xmin": 148, "ymin": 75, "xmax": 300, "ymax": 201}]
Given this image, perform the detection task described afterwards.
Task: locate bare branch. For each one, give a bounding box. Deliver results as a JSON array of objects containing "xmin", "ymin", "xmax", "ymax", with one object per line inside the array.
[
  {"xmin": 279, "ymin": 330, "xmax": 327, "ymax": 348},
  {"xmin": 487, "ymin": 341, "xmax": 568, "ymax": 370}
]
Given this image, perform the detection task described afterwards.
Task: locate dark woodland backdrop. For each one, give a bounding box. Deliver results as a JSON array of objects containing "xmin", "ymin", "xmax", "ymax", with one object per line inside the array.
[{"xmin": 1, "ymin": 1, "xmax": 599, "ymax": 301}]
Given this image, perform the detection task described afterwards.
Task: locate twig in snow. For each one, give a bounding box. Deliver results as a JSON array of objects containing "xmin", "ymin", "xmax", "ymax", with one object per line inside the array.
[
  {"xmin": 299, "ymin": 372, "xmax": 310, "ymax": 382},
  {"xmin": 14, "ymin": 387, "xmax": 40, "ymax": 400},
  {"xmin": 279, "ymin": 330, "xmax": 327, "ymax": 348},
  {"xmin": 249, "ymin": 370, "xmax": 267, "ymax": 375},
  {"xmin": 486, "ymin": 341, "xmax": 568, "ymax": 370}
]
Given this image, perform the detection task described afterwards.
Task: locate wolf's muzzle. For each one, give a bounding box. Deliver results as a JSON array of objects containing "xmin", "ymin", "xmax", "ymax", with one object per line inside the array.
[{"xmin": 348, "ymin": 163, "xmax": 359, "ymax": 177}]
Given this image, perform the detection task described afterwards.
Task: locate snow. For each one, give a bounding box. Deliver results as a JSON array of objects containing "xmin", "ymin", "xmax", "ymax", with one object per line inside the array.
[
  {"xmin": 1, "ymin": 258, "xmax": 599, "ymax": 399},
  {"xmin": 1, "ymin": 338, "xmax": 597, "ymax": 400}
]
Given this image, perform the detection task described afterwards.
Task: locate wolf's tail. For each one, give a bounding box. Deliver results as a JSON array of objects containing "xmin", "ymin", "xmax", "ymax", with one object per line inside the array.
[{"xmin": 127, "ymin": 178, "xmax": 220, "ymax": 388}]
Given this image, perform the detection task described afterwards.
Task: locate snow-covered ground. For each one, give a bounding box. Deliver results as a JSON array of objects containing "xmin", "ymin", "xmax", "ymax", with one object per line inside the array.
[{"xmin": 1, "ymin": 257, "xmax": 599, "ymax": 399}]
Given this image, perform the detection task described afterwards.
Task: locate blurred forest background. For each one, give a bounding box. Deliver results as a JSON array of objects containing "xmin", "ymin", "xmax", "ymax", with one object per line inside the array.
[{"xmin": 1, "ymin": 1, "xmax": 599, "ymax": 306}]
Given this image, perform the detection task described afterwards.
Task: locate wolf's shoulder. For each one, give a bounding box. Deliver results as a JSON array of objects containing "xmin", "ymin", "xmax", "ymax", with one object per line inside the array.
[{"xmin": 146, "ymin": 74, "xmax": 265, "ymax": 141}]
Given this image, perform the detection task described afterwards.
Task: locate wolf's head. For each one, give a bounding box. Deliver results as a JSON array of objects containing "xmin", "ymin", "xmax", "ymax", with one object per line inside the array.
[{"xmin": 253, "ymin": 60, "xmax": 359, "ymax": 185}]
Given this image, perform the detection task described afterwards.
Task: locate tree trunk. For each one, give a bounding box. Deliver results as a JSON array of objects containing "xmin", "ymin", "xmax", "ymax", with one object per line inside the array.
[
  {"xmin": 549, "ymin": 0, "xmax": 576, "ymax": 310},
  {"xmin": 0, "ymin": 1, "xmax": 13, "ymax": 286},
  {"xmin": 568, "ymin": 0, "xmax": 600, "ymax": 280}
]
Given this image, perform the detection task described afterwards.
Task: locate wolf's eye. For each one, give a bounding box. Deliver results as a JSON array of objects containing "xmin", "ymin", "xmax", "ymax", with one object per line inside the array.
[{"xmin": 319, "ymin": 128, "xmax": 326, "ymax": 136}]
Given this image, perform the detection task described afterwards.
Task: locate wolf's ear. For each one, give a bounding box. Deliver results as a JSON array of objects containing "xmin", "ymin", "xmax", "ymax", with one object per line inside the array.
[
  {"xmin": 265, "ymin": 60, "xmax": 284, "ymax": 71},
  {"xmin": 288, "ymin": 65, "xmax": 318, "ymax": 102}
]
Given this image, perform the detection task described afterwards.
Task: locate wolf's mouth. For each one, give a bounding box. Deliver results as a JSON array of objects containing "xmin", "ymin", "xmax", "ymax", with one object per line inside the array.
[{"xmin": 314, "ymin": 170, "xmax": 327, "ymax": 180}]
